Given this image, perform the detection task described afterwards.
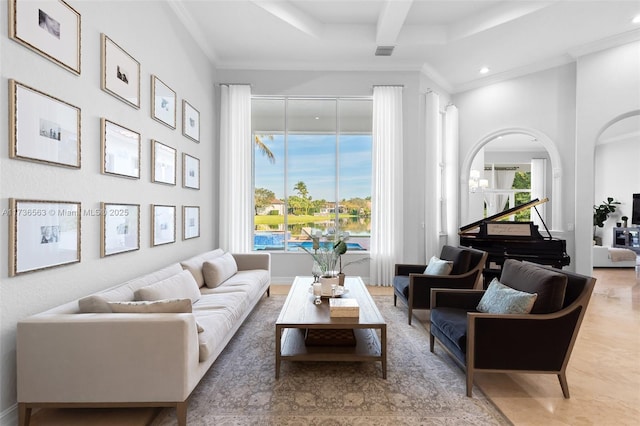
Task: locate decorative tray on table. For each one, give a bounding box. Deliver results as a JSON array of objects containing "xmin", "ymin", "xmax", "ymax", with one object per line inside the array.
[{"xmin": 308, "ymin": 285, "xmax": 349, "ymax": 298}]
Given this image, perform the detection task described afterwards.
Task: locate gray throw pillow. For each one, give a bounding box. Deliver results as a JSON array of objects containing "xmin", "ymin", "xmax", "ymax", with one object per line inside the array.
[{"xmin": 477, "ymin": 278, "xmax": 538, "ymax": 314}]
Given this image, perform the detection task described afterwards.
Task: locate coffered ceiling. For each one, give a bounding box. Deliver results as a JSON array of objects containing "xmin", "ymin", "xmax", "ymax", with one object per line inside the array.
[{"xmin": 168, "ymin": 0, "xmax": 640, "ymax": 93}]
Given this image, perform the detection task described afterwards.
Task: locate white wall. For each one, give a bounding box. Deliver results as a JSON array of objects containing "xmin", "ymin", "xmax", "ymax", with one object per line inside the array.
[
  {"xmin": 453, "ymin": 64, "xmax": 578, "ymax": 267},
  {"xmin": 575, "ymin": 41, "xmax": 640, "ymax": 274},
  {"xmin": 0, "ymin": 1, "xmax": 216, "ymax": 419},
  {"xmin": 594, "ymin": 138, "xmax": 640, "ymax": 246},
  {"xmin": 215, "ymin": 69, "xmax": 450, "ymax": 283}
]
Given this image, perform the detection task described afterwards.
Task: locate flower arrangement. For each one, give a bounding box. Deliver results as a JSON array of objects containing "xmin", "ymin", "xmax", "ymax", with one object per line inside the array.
[{"xmin": 300, "ymin": 229, "xmax": 348, "ymax": 278}]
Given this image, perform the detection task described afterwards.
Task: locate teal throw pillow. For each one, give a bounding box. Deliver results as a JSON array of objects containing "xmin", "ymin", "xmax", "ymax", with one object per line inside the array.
[
  {"xmin": 424, "ymin": 256, "xmax": 453, "ymax": 275},
  {"xmin": 477, "ymin": 278, "xmax": 538, "ymax": 314}
]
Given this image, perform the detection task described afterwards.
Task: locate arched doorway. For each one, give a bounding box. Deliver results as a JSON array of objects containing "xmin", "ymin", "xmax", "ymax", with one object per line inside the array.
[
  {"xmin": 460, "ymin": 127, "xmax": 563, "ymax": 230},
  {"xmin": 593, "ymin": 110, "xmax": 640, "ymax": 263}
]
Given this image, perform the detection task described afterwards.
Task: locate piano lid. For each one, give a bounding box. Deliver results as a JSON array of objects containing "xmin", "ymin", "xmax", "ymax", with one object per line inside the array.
[{"xmin": 459, "ymin": 197, "xmax": 549, "ymax": 236}]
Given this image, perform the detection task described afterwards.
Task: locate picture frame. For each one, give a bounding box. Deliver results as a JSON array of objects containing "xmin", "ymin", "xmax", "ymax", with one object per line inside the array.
[
  {"xmin": 151, "ymin": 204, "xmax": 175, "ymax": 246},
  {"xmin": 183, "ymin": 206, "xmax": 200, "ymax": 240},
  {"xmin": 151, "ymin": 140, "xmax": 176, "ymax": 185},
  {"xmin": 101, "ymin": 202, "xmax": 140, "ymax": 257},
  {"xmin": 101, "ymin": 118, "xmax": 141, "ymax": 179},
  {"xmin": 151, "ymin": 75, "xmax": 176, "ymax": 129},
  {"xmin": 9, "ymin": 198, "xmax": 81, "ymax": 276},
  {"xmin": 182, "ymin": 100, "xmax": 200, "ymax": 142},
  {"xmin": 101, "ymin": 33, "xmax": 140, "ymax": 109},
  {"xmin": 8, "ymin": 0, "xmax": 81, "ymax": 75},
  {"xmin": 182, "ymin": 153, "xmax": 200, "ymax": 190},
  {"xmin": 9, "ymin": 79, "xmax": 80, "ymax": 168}
]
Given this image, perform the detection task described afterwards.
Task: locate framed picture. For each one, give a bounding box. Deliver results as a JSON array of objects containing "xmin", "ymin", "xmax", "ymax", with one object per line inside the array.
[
  {"xmin": 101, "ymin": 118, "xmax": 140, "ymax": 179},
  {"xmin": 9, "ymin": 0, "xmax": 81, "ymax": 74},
  {"xmin": 182, "ymin": 100, "xmax": 200, "ymax": 142},
  {"xmin": 151, "ymin": 140, "xmax": 176, "ymax": 185},
  {"xmin": 183, "ymin": 206, "xmax": 200, "ymax": 240},
  {"xmin": 101, "ymin": 203, "xmax": 140, "ymax": 257},
  {"xmin": 183, "ymin": 153, "xmax": 200, "ymax": 190},
  {"xmin": 152, "ymin": 204, "xmax": 175, "ymax": 246},
  {"xmin": 9, "ymin": 79, "xmax": 80, "ymax": 168},
  {"xmin": 151, "ymin": 75, "xmax": 176, "ymax": 128},
  {"xmin": 9, "ymin": 198, "xmax": 81, "ymax": 276},
  {"xmin": 101, "ymin": 34, "xmax": 140, "ymax": 108}
]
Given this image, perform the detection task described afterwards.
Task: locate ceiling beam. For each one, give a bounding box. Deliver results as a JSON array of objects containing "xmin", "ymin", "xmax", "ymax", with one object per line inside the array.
[
  {"xmin": 376, "ymin": 0, "xmax": 414, "ymax": 47},
  {"xmin": 251, "ymin": 0, "xmax": 323, "ymax": 38},
  {"xmin": 448, "ymin": 1, "xmax": 554, "ymax": 41}
]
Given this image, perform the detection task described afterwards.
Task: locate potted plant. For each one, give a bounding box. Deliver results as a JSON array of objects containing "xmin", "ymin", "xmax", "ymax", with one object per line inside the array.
[
  {"xmin": 593, "ymin": 197, "xmax": 620, "ymax": 245},
  {"xmin": 301, "ymin": 229, "xmax": 348, "ymax": 291}
]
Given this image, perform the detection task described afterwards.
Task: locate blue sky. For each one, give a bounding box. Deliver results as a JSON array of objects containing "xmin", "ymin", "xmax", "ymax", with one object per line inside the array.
[{"xmin": 254, "ymin": 134, "xmax": 372, "ymax": 201}]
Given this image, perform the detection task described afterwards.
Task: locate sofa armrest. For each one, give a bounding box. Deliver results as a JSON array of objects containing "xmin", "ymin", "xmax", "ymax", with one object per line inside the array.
[
  {"xmin": 17, "ymin": 313, "xmax": 200, "ymax": 404},
  {"xmin": 232, "ymin": 252, "xmax": 270, "ymax": 272},
  {"xmin": 430, "ymin": 288, "xmax": 485, "ymax": 310},
  {"xmin": 395, "ymin": 263, "xmax": 427, "ymax": 276}
]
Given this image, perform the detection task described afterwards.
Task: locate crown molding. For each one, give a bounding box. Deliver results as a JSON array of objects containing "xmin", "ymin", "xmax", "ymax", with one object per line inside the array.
[{"xmin": 165, "ymin": 0, "xmax": 218, "ymax": 66}]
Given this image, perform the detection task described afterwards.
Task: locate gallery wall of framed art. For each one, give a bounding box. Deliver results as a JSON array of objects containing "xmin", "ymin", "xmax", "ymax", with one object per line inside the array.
[{"xmin": 1, "ymin": 2, "xmax": 216, "ymax": 403}]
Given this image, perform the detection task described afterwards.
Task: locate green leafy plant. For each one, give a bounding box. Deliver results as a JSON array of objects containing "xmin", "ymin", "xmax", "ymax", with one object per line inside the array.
[
  {"xmin": 300, "ymin": 229, "xmax": 348, "ymax": 277},
  {"xmin": 593, "ymin": 197, "xmax": 620, "ymax": 229}
]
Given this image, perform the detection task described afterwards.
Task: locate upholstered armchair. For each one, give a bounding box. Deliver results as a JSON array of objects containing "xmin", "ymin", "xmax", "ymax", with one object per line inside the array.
[
  {"xmin": 429, "ymin": 259, "xmax": 596, "ymax": 398},
  {"xmin": 393, "ymin": 246, "xmax": 488, "ymax": 325}
]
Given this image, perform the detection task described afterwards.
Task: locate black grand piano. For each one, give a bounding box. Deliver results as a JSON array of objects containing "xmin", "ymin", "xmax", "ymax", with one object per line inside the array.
[{"xmin": 459, "ymin": 197, "xmax": 570, "ymax": 287}]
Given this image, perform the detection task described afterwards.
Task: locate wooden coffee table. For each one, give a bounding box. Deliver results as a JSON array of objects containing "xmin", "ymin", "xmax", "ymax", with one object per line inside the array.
[{"xmin": 275, "ymin": 276, "xmax": 387, "ymax": 378}]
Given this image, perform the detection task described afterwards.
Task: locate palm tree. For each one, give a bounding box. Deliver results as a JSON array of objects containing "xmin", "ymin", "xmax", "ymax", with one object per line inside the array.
[{"xmin": 255, "ymin": 135, "xmax": 275, "ymax": 163}]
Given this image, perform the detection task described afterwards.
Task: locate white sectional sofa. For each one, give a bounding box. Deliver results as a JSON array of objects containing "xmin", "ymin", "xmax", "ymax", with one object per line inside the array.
[
  {"xmin": 592, "ymin": 245, "xmax": 637, "ymax": 268},
  {"xmin": 16, "ymin": 249, "xmax": 270, "ymax": 426}
]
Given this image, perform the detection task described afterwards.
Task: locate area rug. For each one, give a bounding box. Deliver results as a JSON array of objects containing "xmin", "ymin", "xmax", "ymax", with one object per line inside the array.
[{"xmin": 151, "ymin": 295, "xmax": 511, "ymax": 425}]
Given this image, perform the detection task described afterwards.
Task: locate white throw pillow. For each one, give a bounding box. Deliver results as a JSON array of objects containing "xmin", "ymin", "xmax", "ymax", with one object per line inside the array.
[
  {"xmin": 423, "ymin": 256, "xmax": 453, "ymax": 275},
  {"xmin": 202, "ymin": 252, "xmax": 238, "ymax": 288},
  {"xmin": 134, "ymin": 270, "xmax": 201, "ymax": 303},
  {"xmin": 108, "ymin": 298, "xmax": 192, "ymax": 313}
]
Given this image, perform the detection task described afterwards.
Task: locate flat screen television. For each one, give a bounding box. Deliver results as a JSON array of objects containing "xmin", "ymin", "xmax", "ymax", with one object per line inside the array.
[{"xmin": 633, "ymin": 193, "xmax": 640, "ymax": 225}]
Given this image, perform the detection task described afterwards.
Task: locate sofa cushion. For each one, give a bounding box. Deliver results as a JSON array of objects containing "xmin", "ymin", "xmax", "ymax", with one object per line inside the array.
[
  {"xmin": 134, "ymin": 270, "xmax": 201, "ymax": 304},
  {"xmin": 181, "ymin": 249, "xmax": 225, "ymax": 287},
  {"xmin": 203, "ymin": 252, "xmax": 238, "ymax": 288},
  {"xmin": 108, "ymin": 298, "xmax": 193, "ymax": 313},
  {"xmin": 499, "ymin": 259, "xmax": 568, "ymax": 314},
  {"xmin": 440, "ymin": 246, "xmax": 472, "ymax": 275},
  {"xmin": 477, "ymin": 278, "xmax": 538, "ymax": 314},
  {"xmin": 430, "ymin": 307, "xmax": 469, "ymax": 353},
  {"xmin": 78, "ymin": 263, "xmax": 183, "ymax": 313},
  {"xmin": 424, "ymin": 256, "xmax": 453, "ymax": 275}
]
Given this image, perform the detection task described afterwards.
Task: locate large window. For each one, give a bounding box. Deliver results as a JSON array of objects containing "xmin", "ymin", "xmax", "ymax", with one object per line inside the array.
[{"xmin": 252, "ymin": 97, "xmax": 372, "ymax": 251}]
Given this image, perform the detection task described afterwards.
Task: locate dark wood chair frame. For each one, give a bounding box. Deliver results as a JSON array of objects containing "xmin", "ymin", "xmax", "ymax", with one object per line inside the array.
[{"xmin": 429, "ymin": 263, "xmax": 596, "ymax": 398}]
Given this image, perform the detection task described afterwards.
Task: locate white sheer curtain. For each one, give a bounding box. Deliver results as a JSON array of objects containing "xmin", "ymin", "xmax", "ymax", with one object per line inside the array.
[
  {"xmin": 444, "ymin": 104, "xmax": 459, "ymax": 245},
  {"xmin": 370, "ymin": 86, "xmax": 403, "ymax": 286},
  {"xmin": 487, "ymin": 169, "xmax": 517, "ymax": 216},
  {"xmin": 219, "ymin": 84, "xmax": 252, "ymax": 252},
  {"xmin": 531, "ymin": 158, "xmax": 547, "ymax": 227},
  {"xmin": 424, "ymin": 91, "xmax": 440, "ymax": 261}
]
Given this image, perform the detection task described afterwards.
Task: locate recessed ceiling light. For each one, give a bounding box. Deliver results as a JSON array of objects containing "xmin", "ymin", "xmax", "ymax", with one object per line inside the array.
[
  {"xmin": 314, "ymin": 116, "xmax": 320, "ymax": 120},
  {"xmin": 480, "ymin": 67, "xmax": 490, "ymax": 74},
  {"xmin": 633, "ymin": 14, "xmax": 640, "ymax": 24}
]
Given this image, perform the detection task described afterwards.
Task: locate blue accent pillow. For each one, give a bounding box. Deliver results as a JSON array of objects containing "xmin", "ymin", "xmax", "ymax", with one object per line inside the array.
[
  {"xmin": 477, "ymin": 278, "xmax": 538, "ymax": 314},
  {"xmin": 424, "ymin": 256, "xmax": 453, "ymax": 275}
]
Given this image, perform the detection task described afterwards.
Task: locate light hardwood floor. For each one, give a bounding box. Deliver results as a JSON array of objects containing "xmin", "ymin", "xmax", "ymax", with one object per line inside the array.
[{"xmin": 31, "ymin": 267, "xmax": 639, "ymax": 425}]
